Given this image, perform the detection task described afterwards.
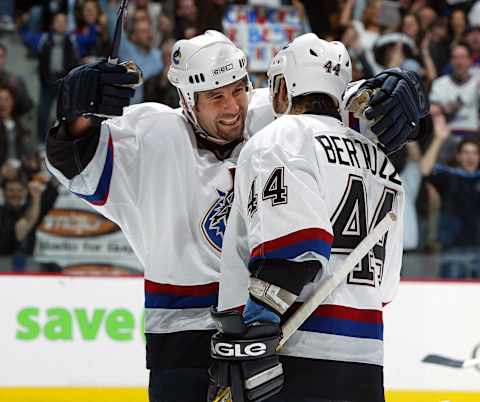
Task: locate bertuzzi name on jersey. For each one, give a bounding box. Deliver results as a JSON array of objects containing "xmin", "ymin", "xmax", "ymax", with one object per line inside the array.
[{"xmin": 316, "ymin": 133, "xmax": 402, "ymax": 186}]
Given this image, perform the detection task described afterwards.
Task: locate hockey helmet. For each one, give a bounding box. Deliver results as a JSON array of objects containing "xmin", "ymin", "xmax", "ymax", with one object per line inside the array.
[
  {"xmin": 268, "ymin": 33, "xmax": 352, "ymax": 116},
  {"xmin": 168, "ymin": 31, "xmax": 250, "ymax": 125}
]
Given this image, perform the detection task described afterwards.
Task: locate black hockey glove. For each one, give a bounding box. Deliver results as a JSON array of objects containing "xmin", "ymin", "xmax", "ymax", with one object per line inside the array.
[
  {"xmin": 361, "ymin": 68, "xmax": 430, "ymax": 154},
  {"xmin": 208, "ymin": 308, "xmax": 284, "ymax": 402},
  {"xmin": 57, "ymin": 59, "xmax": 140, "ymax": 126}
]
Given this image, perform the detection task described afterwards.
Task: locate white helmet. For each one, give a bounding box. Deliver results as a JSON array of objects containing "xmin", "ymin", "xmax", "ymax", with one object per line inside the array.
[
  {"xmin": 267, "ymin": 33, "xmax": 352, "ymax": 116},
  {"xmin": 168, "ymin": 30, "xmax": 251, "ymax": 140}
]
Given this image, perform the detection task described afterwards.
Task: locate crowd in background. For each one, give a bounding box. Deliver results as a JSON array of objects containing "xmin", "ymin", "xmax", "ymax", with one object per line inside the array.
[{"xmin": 0, "ymin": 0, "xmax": 479, "ymax": 278}]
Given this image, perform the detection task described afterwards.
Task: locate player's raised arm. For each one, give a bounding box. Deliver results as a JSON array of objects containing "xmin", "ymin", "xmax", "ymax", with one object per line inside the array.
[
  {"xmin": 45, "ymin": 60, "xmax": 142, "ymax": 217},
  {"xmin": 46, "ymin": 59, "xmax": 140, "ymax": 182}
]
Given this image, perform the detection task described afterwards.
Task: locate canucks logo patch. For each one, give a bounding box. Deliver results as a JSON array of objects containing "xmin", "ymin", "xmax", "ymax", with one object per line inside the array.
[
  {"xmin": 201, "ymin": 188, "xmax": 234, "ymax": 252},
  {"xmin": 173, "ymin": 47, "xmax": 181, "ymax": 65}
]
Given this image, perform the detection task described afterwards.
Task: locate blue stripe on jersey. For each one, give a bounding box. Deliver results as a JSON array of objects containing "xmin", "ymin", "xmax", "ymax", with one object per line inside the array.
[
  {"xmin": 250, "ymin": 239, "xmax": 331, "ymax": 266},
  {"xmin": 73, "ymin": 134, "xmax": 113, "ymax": 206},
  {"xmin": 299, "ymin": 315, "xmax": 383, "ymax": 340},
  {"xmin": 145, "ymin": 293, "xmax": 218, "ymax": 309}
]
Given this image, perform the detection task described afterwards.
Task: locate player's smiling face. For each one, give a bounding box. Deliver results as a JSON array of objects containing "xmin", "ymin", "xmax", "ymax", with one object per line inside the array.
[{"xmin": 194, "ymin": 79, "xmax": 248, "ymax": 143}]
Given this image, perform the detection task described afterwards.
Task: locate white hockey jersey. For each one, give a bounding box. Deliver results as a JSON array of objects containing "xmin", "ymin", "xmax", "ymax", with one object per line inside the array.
[
  {"xmin": 45, "ymin": 85, "xmax": 370, "ymax": 336},
  {"xmin": 219, "ymin": 114, "xmax": 404, "ymax": 366}
]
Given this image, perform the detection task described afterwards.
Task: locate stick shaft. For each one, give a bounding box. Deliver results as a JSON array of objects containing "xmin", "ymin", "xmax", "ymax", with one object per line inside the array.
[
  {"xmin": 279, "ymin": 211, "xmax": 397, "ymax": 349},
  {"xmin": 109, "ymin": 0, "xmax": 129, "ymax": 64}
]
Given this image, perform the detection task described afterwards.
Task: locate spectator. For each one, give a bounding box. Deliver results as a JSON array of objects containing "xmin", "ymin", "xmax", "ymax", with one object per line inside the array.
[
  {"xmin": 402, "ymin": 13, "xmax": 421, "ymax": 46},
  {"xmin": 465, "ymin": 24, "xmax": 480, "ymax": 67},
  {"xmin": 174, "ymin": 0, "xmax": 199, "ymax": 39},
  {"xmin": 421, "ymin": 110, "xmax": 480, "ymax": 277},
  {"xmin": 427, "ymin": 17, "xmax": 451, "ymax": 76},
  {"xmin": 115, "ymin": 13, "xmax": 162, "ymax": 103},
  {"xmin": 74, "ymin": 0, "xmax": 101, "ymax": 59},
  {"xmin": 157, "ymin": 12, "xmax": 174, "ymax": 45},
  {"xmin": 90, "ymin": 12, "xmax": 111, "ymax": 60},
  {"xmin": 0, "ymin": 44, "xmax": 34, "ymax": 118},
  {"xmin": 340, "ymin": 23, "xmax": 374, "ymax": 79},
  {"xmin": 419, "ymin": 31, "xmax": 438, "ymax": 86},
  {"xmin": 429, "ymin": 43, "xmax": 480, "ymax": 157},
  {"xmin": 449, "ymin": 8, "xmax": 467, "ymax": 47},
  {"xmin": 0, "ymin": 177, "xmax": 44, "ymax": 260},
  {"xmin": 0, "ymin": 85, "xmax": 33, "ymax": 167},
  {"xmin": 390, "ymin": 144, "xmax": 422, "ymax": 251},
  {"xmin": 127, "ymin": 0, "xmax": 162, "ymax": 47},
  {"xmin": 0, "ymin": 0, "xmax": 15, "ymax": 31},
  {"xmin": 373, "ymin": 32, "xmax": 422, "ymax": 74},
  {"xmin": 341, "ymin": 0, "xmax": 382, "ymax": 74},
  {"xmin": 143, "ymin": 38, "xmax": 179, "ymax": 107},
  {"xmin": 19, "ymin": 12, "xmax": 80, "ymax": 142},
  {"xmin": 197, "ymin": 0, "xmax": 228, "ymax": 34},
  {"xmin": 301, "ymin": 0, "xmax": 338, "ymax": 37},
  {"xmin": 38, "ymin": 0, "xmax": 70, "ymax": 32},
  {"xmin": 417, "ymin": 5, "xmax": 437, "ymax": 32}
]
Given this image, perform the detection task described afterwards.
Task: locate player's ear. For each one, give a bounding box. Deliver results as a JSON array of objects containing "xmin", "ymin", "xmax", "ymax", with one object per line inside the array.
[
  {"xmin": 273, "ymin": 77, "xmax": 289, "ymax": 114},
  {"xmin": 279, "ymin": 78, "xmax": 288, "ymax": 103}
]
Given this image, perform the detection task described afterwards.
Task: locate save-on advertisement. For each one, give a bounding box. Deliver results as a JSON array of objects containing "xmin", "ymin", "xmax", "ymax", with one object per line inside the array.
[
  {"xmin": 0, "ymin": 275, "xmax": 146, "ymax": 388},
  {"xmin": 1, "ymin": 276, "xmax": 479, "ymax": 402}
]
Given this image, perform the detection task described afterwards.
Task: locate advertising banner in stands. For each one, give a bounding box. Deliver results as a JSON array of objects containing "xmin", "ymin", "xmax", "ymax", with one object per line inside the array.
[
  {"xmin": 222, "ymin": 4, "xmax": 304, "ymax": 72},
  {"xmin": 34, "ymin": 187, "xmax": 142, "ymax": 273}
]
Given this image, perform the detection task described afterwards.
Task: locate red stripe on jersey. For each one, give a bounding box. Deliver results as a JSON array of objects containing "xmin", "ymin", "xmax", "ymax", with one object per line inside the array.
[
  {"xmin": 223, "ymin": 305, "xmax": 245, "ymax": 313},
  {"xmin": 251, "ymin": 228, "xmax": 333, "ymax": 257},
  {"xmin": 292, "ymin": 303, "xmax": 382, "ymax": 324},
  {"xmin": 145, "ymin": 280, "xmax": 219, "ymax": 296}
]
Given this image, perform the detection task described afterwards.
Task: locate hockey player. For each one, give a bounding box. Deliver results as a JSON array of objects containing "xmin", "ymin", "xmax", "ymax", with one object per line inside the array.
[
  {"xmin": 46, "ymin": 31, "xmax": 422, "ymax": 402},
  {"xmin": 209, "ymin": 34, "xmax": 405, "ymax": 402}
]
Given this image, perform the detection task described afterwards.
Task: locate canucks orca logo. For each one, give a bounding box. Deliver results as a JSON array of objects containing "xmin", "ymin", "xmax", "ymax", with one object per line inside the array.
[
  {"xmin": 173, "ymin": 47, "xmax": 181, "ymax": 65},
  {"xmin": 201, "ymin": 188, "xmax": 234, "ymax": 252}
]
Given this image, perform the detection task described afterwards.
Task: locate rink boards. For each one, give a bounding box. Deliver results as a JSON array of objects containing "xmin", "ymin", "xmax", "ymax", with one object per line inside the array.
[{"xmin": 0, "ymin": 275, "xmax": 479, "ymax": 402}]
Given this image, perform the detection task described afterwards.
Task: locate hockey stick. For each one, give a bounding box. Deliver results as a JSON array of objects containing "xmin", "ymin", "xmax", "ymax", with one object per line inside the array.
[
  {"xmin": 422, "ymin": 354, "xmax": 480, "ymax": 369},
  {"xmin": 108, "ymin": 0, "xmax": 129, "ymax": 64},
  {"xmin": 278, "ymin": 211, "xmax": 397, "ymax": 349}
]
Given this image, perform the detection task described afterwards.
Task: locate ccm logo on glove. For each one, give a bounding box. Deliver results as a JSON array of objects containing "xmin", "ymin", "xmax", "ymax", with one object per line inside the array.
[{"xmin": 212, "ymin": 341, "xmax": 267, "ymax": 357}]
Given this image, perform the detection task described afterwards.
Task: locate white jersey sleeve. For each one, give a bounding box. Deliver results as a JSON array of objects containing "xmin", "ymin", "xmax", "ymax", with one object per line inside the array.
[{"xmin": 46, "ymin": 102, "xmax": 187, "ymax": 266}]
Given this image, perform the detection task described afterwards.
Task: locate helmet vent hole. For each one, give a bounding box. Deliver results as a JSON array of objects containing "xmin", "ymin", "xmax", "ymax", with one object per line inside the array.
[
  {"xmin": 195, "ymin": 75, "xmax": 200, "ymax": 83},
  {"xmin": 233, "ymin": 75, "xmax": 236, "ymax": 79},
  {"xmin": 293, "ymin": 83, "xmax": 296, "ymax": 87},
  {"xmin": 310, "ymin": 49, "xmax": 318, "ymax": 57},
  {"xmin": 346, "ymin": 60, "xmax": 350, "ymax": 67},
  {"xmin": 200, "ymin": 73, "xmax": 205, "ymax": 82},
  {"xmin": 189, "ymin": 76, "xmax": 194, "ymax": 84},
  {"xmin": 215, "ymin": 81, "xmax": 219, "ymax": 85}
]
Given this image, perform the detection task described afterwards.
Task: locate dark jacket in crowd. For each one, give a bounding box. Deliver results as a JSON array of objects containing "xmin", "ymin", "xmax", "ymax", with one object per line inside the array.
[
  {"xmin": 20, "ymin": 28, "xmax": 79, "ymax": 82},
  {"xmin": 0, "ymin": 181, "xmax": 59, "ymax": 256}
]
